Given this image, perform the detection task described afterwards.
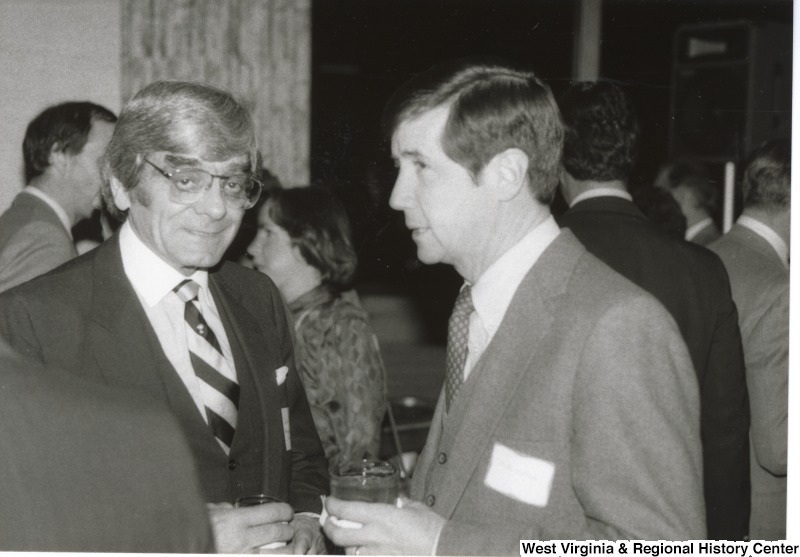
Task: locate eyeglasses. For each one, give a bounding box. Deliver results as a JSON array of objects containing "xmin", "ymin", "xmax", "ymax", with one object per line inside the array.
[{"xmin": 143, "ymin": 158, "xmax": 262, "ymax": 210}]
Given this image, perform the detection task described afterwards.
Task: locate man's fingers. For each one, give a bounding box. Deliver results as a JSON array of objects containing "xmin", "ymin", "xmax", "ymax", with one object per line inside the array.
[
  {"xmin": 290, "ymin": 537, "xmax": 310, "ymax": 555},
  {"xmin": 323, "ymin": 519, "xmax": 372, "ymax": 549},
  {"xmin": 325, "ymin": 497, "xmax": 395, "ymax": 523},
  {"xmin": 240, "ymin": 502, "xmax": 294, "ymax": 525},
  {"xmin": 248, "ymin": 521, "xmax": 294, "ymax": 546}
]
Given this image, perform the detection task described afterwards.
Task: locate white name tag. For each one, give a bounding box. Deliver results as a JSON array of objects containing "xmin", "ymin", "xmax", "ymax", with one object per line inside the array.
[
  {"xmin": 281, "ymin": 407, "xmax": 291, "ymax": 451},
  {"xmin": 484, "ymin": 442, "xmax": 555, "ymax": 507}
]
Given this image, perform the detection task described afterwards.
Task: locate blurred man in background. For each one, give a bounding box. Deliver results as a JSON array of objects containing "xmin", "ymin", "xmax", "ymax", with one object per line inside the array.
[
  {"xmin": 0, "ymin": 101, "xmax": 116, "ymax": 292},
  {"xmin": 655, "ymin": 159, "xmax": 722, "ymax": 245},
  {"xmin": 710, "ymin": 138, "xmax": 790, "ymax": 540}
]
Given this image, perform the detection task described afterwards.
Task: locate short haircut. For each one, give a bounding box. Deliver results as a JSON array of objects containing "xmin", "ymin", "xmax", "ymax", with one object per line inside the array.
[
  {"xmin": 23, "ymin": 101, "xmax": 117, "ymax": 184},
  {"xmin": 742, "ymin": 138, "xmax": 791, "ymax": 211},
  {"xmin": 383, "ymin": 59, "xmax": 564, "ymax": 204},
  {"xmin": 102, "ymin": 81, "xmax": 258, "ymax": 218},
  {"xmin": 656, "ymin": 159, "xmax": 718, "ymax": 215},
  {"xmin": 264, "ymin": 186, "xmax": 357, "ymax": 289},
  {"xmin": 559, "ymin": 81, "xmax": 640, "ymax": 182}
]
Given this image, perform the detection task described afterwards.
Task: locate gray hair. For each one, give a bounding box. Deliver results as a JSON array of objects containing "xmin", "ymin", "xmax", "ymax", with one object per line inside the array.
[{"xmin": 101, "ymin": 81, "xmax": 258, "ymax": 218}]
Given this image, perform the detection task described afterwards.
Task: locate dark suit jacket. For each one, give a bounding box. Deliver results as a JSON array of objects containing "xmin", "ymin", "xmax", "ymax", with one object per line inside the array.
[
  {"xmin": 411, "ymin": 231, "xmax": 705, "ymax": 554},
  {"xmin": 0, "ymin": 234, "xmax": 328, "ymax": 512},
  {"xmin": 710, "ymin": 224, "xmax": 788, "ymax": 539},
  {"xmin": 0, "ymin": 191, "xmax": 76, "ymax": 293},
  {"xmin": 0, "ymin": 337, "xmax": 213, "ymax": 552},
  {"xmin": 559, "ymin": 196, "xmax": 750, "ymax": 540}
]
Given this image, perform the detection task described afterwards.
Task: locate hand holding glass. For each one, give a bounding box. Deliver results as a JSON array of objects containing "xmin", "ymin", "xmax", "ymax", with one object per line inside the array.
[
  {"xmin": 235, "ymin": 495, "xmax": 288, "ymax": 552},
  {"xmin": 329, "ymin": 459, "xmax": 400, "ymax": 504}
]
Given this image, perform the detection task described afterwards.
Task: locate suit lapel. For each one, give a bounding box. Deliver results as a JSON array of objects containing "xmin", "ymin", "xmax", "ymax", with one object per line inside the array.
[
  {"xmin": 85, "ymin": 236, "xmax": 208, "ymax": 431},
  {"xmin": 429, "ymin": 232, "xmax": 581, "ymax": 518},
  {"xmin": 210, "ymin": 270, "xmax": 284, "ymax": 489}
]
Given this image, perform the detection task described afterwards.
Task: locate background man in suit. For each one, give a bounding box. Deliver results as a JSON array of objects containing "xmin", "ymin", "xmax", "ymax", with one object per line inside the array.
[
  {"xmin": 709, "ymin": 138, "xmax": 790, "ymax": 540},
  {"xmin": 0, "ymin": 336, "xmax": 213, "ymax": 552},
  {"xmin": 557, "ymin": 81, "xmax": 750, "ymax": 541},
  {"xmin": 655, "ymin": 159, "xmax": 722, "ymax": 245},
  {"xmin": 323, "ymin": 61, "xmax": 705, "ymax": 555},
  {"xmin": 0, "ymin": 81, "xmax": 328, "ymax": 553},
  {"xmin": 0, "ymin": 101, "xmax": 117, "ymax": 292}
]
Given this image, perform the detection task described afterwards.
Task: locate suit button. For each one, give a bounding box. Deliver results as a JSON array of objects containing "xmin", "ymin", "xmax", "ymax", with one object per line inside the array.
[
  {"xmin": 437, "ymin": 452, "xmax": 447, "ymax": 464},
  {"xmin": 426, "ymin": 495, "xmax": 436, "ymax": 506},
  {"xmin": 228, "ymin": 459, "xmax": 237, "ymax": 470}
]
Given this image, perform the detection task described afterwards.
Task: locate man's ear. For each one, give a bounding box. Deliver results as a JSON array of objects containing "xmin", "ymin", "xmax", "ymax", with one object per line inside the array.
[
  {"xmin": 48, "ymin": 142, "xmax": 68, "ymax": 172},
  {"xmin": 109, "ymin": 176, "xmax": 131, "ymax": 212},
  {"xmin": 480, "ymin": 148, "xmax": 529, "ymax": 201}
]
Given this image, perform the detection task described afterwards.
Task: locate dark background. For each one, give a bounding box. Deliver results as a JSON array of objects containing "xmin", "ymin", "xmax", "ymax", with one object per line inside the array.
[{"xmin": 306, "ymin": 0, "xmax": 792, "ymax": 341}]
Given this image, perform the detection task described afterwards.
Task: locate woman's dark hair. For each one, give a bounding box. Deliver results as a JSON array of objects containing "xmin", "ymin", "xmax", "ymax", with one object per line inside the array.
[{"xmin": 264, "ymin": 186, "xmax": 357, "ymax": 289}]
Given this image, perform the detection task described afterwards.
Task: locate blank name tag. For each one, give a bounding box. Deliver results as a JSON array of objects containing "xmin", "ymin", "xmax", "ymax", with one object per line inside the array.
[
  {"xmin": 484, "ymin": 442, "xmax": 555, "ymax": 507},
  {"xmin": 281, "ymin": 407, "xmax": 291, "ymax": 451}
]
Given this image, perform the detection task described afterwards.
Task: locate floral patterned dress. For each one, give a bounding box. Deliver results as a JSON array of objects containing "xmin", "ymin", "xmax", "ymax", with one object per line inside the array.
[{"xmin": 288, "ymin": 286, "xmax": 387, "ymax": 466}]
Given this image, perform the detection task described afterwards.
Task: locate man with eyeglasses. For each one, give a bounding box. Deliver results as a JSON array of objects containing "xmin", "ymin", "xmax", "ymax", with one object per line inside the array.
[{"xmin": 0, "ymin": 81, "xmax": 328, "ymax": 553}]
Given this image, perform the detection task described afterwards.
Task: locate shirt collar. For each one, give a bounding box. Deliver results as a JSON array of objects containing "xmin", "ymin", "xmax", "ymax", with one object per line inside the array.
[
  {"xmin": 470, "ymin": 216, "xmax": 561, "ymax": 337},
  {"xmin": 737, "ymin": 215, "xmax": 789, "ymax": 267},
  {"xmin": 570, "ymin": 187, "xmax": 632, "ymax": 207},
  {"xmin": 119, "ymin": 220, "xmax": 209, "ymax": 307},
  {"xmin": 685, "ymin": 217, "xmax": 714, "ymax": 242},
  {"xmin": 23, "ymin": 186, "xmax": 72, "ymax": 238}
]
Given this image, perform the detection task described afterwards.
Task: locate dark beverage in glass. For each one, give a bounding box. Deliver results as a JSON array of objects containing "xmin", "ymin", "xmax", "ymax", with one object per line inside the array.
[{"xmin": 329, "ymin": 459, "xmax": 400, "ymax": 504}]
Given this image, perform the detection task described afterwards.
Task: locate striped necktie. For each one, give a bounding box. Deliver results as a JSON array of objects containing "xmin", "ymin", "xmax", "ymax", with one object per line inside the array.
[
  {"xmin": 445, "ymin": 285, "xmax": 474, "ymax": 412},
  {"xmin": 174, "ymin": 279, "xmax": 239, "ymax": 454}
]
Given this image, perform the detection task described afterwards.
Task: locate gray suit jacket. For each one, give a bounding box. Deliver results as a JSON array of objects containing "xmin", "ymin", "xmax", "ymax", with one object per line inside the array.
[
  {"xmin": 710, "ymin": 224, "xmax": 788, "ymax": 540},
  {"xmin": 0, "ymin": 191, "xmax": 76, "ymax": 292},
  {"xmin": 411, "ymin": 231, "xmax": 705, "ymax": 554}
]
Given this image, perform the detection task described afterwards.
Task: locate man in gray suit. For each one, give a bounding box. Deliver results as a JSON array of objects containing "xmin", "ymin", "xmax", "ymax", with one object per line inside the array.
[
  {"xmin": 0, "ymin": 101, "xmax": 116, "ymax": 292},
  {"xmin": 709, "ymin": 138, "xmax": 790, "ymax": 540},
  {"xmin": 323, "ymin": 60, "xmax": 705, "ymax": 554}
]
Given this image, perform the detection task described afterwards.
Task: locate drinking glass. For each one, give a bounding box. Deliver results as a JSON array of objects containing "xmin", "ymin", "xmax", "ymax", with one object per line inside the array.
[{"xmin": 329, "ymin": 459, "xmax": 400, "ymax": 504}]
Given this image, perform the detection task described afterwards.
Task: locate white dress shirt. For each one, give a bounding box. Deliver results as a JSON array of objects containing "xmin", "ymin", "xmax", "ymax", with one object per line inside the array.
[
  {"xmin": 23, "ymin": 186, "xmax": 72, "ymax": 239},
  {"xmin": 738, "ymin": 215, "xmax": 789, "ymax": 268},
  {"xmin": 685, "ymin": 217, "xmax": 714, "ymax": 242},
  {"xmin": 462, "ymin": 216, "xmax": 561, "ymax": 380},
  {"xmin": 570, "ymin": 187, "xmax": 632, "ymax": 207},
  {"xmin": 118, "ymin": 221, "xmax": 237, "ymax": 420}
]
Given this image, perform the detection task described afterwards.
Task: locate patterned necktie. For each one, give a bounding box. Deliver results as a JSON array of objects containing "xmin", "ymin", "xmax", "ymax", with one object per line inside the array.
[
  {"xmin": 174, "ymin": 279, "xmax": 239, "ymax": 454},
  {"xmin": 445, "ymin": 285, "xmax": 474, "ymax": 412}
]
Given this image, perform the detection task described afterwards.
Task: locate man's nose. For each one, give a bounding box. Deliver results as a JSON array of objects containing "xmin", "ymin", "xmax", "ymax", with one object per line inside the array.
[
  {"xmin": 388, "ymin": 172, "xmax": 410, "ymax": 211},
  {"xmin": 193, "ymin": 179, "xmax": 228, "ymax": 219}
]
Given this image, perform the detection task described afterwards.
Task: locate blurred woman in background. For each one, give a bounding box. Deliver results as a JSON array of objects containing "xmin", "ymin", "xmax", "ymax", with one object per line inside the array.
[{"xmin": 247, "ymin": 185, "xmax": 387, "ymax": 465}]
